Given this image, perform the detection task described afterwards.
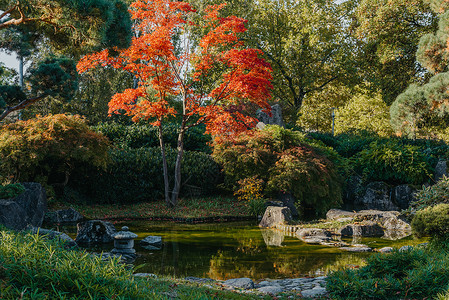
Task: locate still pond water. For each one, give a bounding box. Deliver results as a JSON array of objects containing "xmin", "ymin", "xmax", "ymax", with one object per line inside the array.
[{"xmin": 68, "ymin": 221, "xmax": 425, "ymax": 280}]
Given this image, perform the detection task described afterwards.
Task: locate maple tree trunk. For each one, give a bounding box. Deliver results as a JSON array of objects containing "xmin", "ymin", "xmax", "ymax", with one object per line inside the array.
[
  {"xmin": 158, "ymin": 124, "xmax": 171, "ymax": 207},
  {"xmin": 170, "ymin": 123, "xmax": 186, "ymax": 208}
]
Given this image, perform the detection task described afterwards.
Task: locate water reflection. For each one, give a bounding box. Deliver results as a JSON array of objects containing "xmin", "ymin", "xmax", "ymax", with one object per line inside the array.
[{"xmin": 63, "ymin": 221, "xmax": 425, "ymax": 280}]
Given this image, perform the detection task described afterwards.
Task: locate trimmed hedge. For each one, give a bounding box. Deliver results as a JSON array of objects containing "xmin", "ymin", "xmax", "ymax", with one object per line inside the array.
[
  {"xmin": 69, "ymin": 147, "xmax": 222, "ymax": 204},
  {"xmin": 94, "ymin": 122, "xmax": 212, "ymax": 153}
]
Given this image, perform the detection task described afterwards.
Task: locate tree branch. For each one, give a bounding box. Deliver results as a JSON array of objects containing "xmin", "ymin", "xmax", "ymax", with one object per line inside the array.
[{"xmin": 0, "ymin": 94, "xmax": 46, "ymax": 122}]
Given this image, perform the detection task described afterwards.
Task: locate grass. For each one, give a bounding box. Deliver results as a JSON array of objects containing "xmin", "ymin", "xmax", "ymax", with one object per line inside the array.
[
  {"xmin": 50, "ymin": 196, "xmax": 252, "ymax": 220},
  {"xmin": 0, "ymin": 227, "xmax": 274, "ymax": 299}
]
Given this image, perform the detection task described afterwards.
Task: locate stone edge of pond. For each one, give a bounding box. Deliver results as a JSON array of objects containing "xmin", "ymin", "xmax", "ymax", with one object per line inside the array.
[{"xmin": 133, "ymin": 273, "xmax": 329, "ymax": 297}]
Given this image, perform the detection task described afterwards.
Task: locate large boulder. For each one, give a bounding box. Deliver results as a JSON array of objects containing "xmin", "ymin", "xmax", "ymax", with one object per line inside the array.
[
  {"xmin": 344, "ymin": 175, "xmax": 363, "ymax": 208},
  {"xmin": 326, "ymin": 209, "xmax": 356, "ymax": 221},
  {"xmin": 392, "ymin": 184, "xmax": 416, "ymax": 210},
  {"xmin": 0, "ymin": 182, "xmax": 47, "ymax": 230},
  {"xmin": 354, "ymin": 182, "xmax": 398, "ymax": 211},
  {"xmin": 223, "ymin": 278, "xmax": 255, "ymax": 290},
  {"xmin": 259, "ymin": 206, "xmax": 292, "ymax": 228},
  {"xmin": 75, "ymin": 220, "xmax": 117, "ymax": 244},
  {"xmin": 435, "ymin": 160, "xmax": 447, "ymax": 182},
  {"xmin": 44, "ymin": 208, "xmax": 84, "ymax": 224},
  {"xmin": 257, "ymin": 104, "xmax": 285, "ymax": 127},
  {"xmin": 337, "ymin": 221, "xmax": 384, "ymax": 237}
]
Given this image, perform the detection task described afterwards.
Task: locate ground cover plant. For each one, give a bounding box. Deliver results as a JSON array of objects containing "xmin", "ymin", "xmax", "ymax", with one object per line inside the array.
[
  {"xmin": 0, "ymin": 226, "xmax": 267, "ymax": 299},
  {"xmin": 51, "ymin": 196, "xmax": 251, "ymax": 220},
  {"xmin": 326, "ymin": 247, "xmax": 449, "ymax": 299}
]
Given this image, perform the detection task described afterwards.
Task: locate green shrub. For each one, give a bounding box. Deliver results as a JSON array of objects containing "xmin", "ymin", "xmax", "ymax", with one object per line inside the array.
[
  {"xmin": 352, "ymin": 140, "xmax": 432, "ymax": 185},
  {"xmin": 69, "ymin": 147, "xmax": 222, "ymax": 204},
  {"xmin": 94, "ymin": 122, "xmax": 212, "ymax": 153},
  {"xmin": 327, "ymin": 248, "xmax": 449, "ymax": 299},
  {"xmin": 0, "ymin": 183, "xmax": 25, "ymax": 199},
  {"xmin": 0, "ymin": 114, "xmax": 110, "ymax": 197},
  {"xmin": 213, "ymin": 125, "xmax": 343, "ymax": 217},
  {"xmin": 410, "ymin": 176, "xmax": 449, "ymax": 211},
  {"xmin": 412, "ymin": 203, "xmax": 449, "ymax": 238}
]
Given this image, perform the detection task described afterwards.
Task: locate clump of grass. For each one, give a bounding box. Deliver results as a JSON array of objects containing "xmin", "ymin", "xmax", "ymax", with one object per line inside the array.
[
  {"xmin": 0, "ymin": 227, "xmax": 266, "ymax": 299},
  {"xmin": 327, "ymin": 247, "xmax": 449, "ymax": 299}
]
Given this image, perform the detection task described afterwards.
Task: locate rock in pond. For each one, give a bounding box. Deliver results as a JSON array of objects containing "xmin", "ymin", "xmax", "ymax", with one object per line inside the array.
[
  {"xmin": 378, "ymin": 247, "xmax": 394, "ymax": 253},
  {"xmin": 296, "ymin": 228, "xmax": 332, "ymax": 244},
  {"xmin": 44, "ymin": 208, "xmax": 84, "ymax": 224},
  {"xmin": 340, "ymin": 245, "xmax": 372, "ymax": 252},
  {"xmin": 140, "ymin": 236, "xmax": 162, "ymax": 250},
  {"xmin": 223, "ymin": 278, "xmax": 255, "ymax": 290},
  {"xmin": 259, "ymin": 206, "xmax": 292, "ymax": 228},
  {"xmin": 0, "ymin": 182, "xmax": 47, "ymax": 230},
  {"xmin": 261, "ymin": 229, "xmax": 284, "ymax": 247},
  {"xmin": 75, "ymin": 220, "xmax": 116, "ymax": 244},
  {"xmin": 338, "ymin": 221, "xmax": 384, "ymax": 237}
]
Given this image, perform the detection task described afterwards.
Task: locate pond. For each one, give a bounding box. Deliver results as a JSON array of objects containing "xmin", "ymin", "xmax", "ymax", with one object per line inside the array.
[{"xmin": 66, "ymin": 221, "xmax": 426, "ymax": 280}]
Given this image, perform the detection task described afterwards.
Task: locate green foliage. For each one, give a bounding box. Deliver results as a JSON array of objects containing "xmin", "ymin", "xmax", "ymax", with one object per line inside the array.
[
  {"xmin": 352, "ymin": 140, "xmax": 432, "ymax": 185},
  {"xmin": 0, "ymin": 85, "xmax": 26, "ymax": 108},
  {"xmin": 213, "ymin": 125, "xmax": 343, "ymax": 217},
  {"xmin": 354, "ymin": 0, "xmax": 437, "ymax": 105},
  {"xmin": 69, "ymin": 147, "xmax": 222, "ymax": 204},
  {"xmin": 0, "ymin": 183, "xmax": 24, "ymax": 199},
  {"xmin": 247, "ymin": 198, "xmax": 267, "ymax": 217},
  {"xmin": 0, "ymin": 114, "xmax": 110, "ymax": 195},
  {"xmin": 94, "ymin": 122, "xmax": 212, "ymax": 153},
  {"xmin": 334, "ymin": 93, "xmax": 394, "ymax": 137},
  {"xmin": 410, "ymin": 176, "xmax": 449, "ymax": 211},
  {"xmin": 0, "ymin": 0, "xmax": 132, "ymax": 55},
  {"xmin": 327, "ymin": 248, "xmax": 449, "ymax": 299},
  {"xmin": 412, "ymin": 203, "xmax": 449, "ymax": 238}
]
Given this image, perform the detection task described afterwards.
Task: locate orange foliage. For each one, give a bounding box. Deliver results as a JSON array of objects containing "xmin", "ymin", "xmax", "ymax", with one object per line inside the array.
[{"xmin": 77, "ymin": 0, "xmax": 272, "ymax": 137}]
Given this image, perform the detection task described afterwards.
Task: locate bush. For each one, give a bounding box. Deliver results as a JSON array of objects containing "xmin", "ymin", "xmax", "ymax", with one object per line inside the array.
[
  {"xmin": 94, "ymin": 122, "xmax": 212, "ymax": 153},
  {"xmin": 0, "ymin": 183, "xmax": 25, "ymax": 199},
  {"xmin": 410, "ymin": 176, "xmax": 449, "ymax": 211},
  {"xmin": 327, "ymin": 248, "xmax": 449, "ymax": 299},
  {"xmin": 352, "ymin": 140, "xmax": 432, "ymax": 185},
  {"xmin": 69, "ymin": 147, "xmax": 222, "ymax": 204},
  {"xmin": 0, "ymin": 114, "xmax": 110, "ymax": 196},
  {"xmin": 412, "ymin": 203, "xmax": 449, "ymax": 238},
  {"xmin": 213, "ymin": 125, "xmax": 343, "ymax": 217}
]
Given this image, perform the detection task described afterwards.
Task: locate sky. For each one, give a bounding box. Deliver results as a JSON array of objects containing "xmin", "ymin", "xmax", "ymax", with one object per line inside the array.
[{"xmin": 0, "ymin": 52, "xmax": 20, "ymax": 70}]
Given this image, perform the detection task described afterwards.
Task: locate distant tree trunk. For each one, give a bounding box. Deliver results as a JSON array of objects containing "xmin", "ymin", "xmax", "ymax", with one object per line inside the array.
[
  {"xmin": 158, "ymin": 124, "xmax": 171, "ymax": 207},
  {"xmin": 170, "ymin": 118, "xmax": 186, "ymax": 207}
]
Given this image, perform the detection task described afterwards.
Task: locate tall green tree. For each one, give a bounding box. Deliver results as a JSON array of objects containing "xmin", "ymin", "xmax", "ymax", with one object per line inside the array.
[
  {"xmin": 354, "ymin": 0, "xmax": 438, "ymax": 105},
  {"xmin": 391, "ymin": 0, "xmax": 449, "ymax": 137}
]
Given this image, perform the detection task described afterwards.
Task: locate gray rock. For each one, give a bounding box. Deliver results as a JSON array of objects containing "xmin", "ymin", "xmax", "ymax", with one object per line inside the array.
[
  {"xmin": 140, "ymin": 235, "xmax": 162, "ymax": 250},
  {"xmin": 257, "ymin": 285, "xmax": 283, "ymax": 294},
  {"xmin": 257, "ymin": 104, "xmax": 284, "ymax": 127},
  {"xmin": 223, "ymin": 278, "xmax": 254, "ymax": 289},
  {"xmin": 45, "ymin": 208, "xmax": 84, "ymax": 224},
  {"xmin": 0, "ymin": 182, "xmax": 47, "ymax": 230},
  {"xmin": 382, "ymin": 216, "xmax": 411, "ymax": 232},
  {"xmin": 261, "ymin": 229, "xmax": 284, "ymax": 247},
  {"xmin": 355, "ymin": 182, "xmax": 398, "ymax": 211},
  {"xmin": 435, "ymin": 160, "xmax": 447, "ymax": 182},
  {"xmin": 33, "ymin": 227, "xmax": 77, "ymax": 248},
  {"xmin": 340, "ymin": 246, "xmax": 372, "ymax": 252},
  {"xmin": 134, "ymin": 273, "xmax": 157, "ymax": 278},
  {"xmin": 344, "ymin": 175, "xmax": 364, "ymax": 206},
  {"xmin": 297, "ymin": 228, "xmax": 332, "ymax": 244},
  {"xmin": 75, "ymin": 220, "xmax": 117, "ymax": 244},
  {"xmin": 277, "ymin": 192, "xmax": 299, "ymax": 218},
  {"xmin": 301, "ymin": 287, "xmax": 327, "ymax": 298},
  {"xmin": 259, "ymin": 206, "xmax": 292, "ymax": 228},
  {"xmin": 379, "ymin": 247, "xmax": 394, "ymax": 253},
  {"xmin": 392, "ymin": 185, "xmax": 416, "ymax": 210},
  {"xmin": 337, "ymin": 221, "xmax": 384, "ymax": 237},
  {"xmin": 184, "ymin": 277, "xmax": 215, "ymax": 283},
  {"xmin": 326, "ymin": 209, "xmax": 355, "ymax": 221},
  {"xmin": 399, "ymin": 245, "xmax": 413, "ymax": 252}
]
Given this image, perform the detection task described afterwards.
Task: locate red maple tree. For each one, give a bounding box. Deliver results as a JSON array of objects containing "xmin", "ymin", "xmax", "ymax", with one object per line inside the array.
[{"xmin": 77, "ymin": 0, "xmax": 272, "ymax": 207}]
